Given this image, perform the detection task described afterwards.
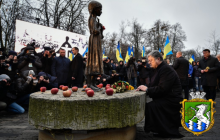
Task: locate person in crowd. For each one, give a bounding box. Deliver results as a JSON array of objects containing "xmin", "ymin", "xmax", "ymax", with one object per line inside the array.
[
  {"xmin": 4, "ymin": 51, "xmax": 18, "ymax": 81},
  {"xmin": 193, "ymin": 61, "xmax": 203, "ymax": 91},
  {"xmin": 138, "ymin": 57, "xmax": 151, "ymax": 86},
  {"xmin": 41, "ymin": 47, "xmax": 54, "ymax": 74},
  {"xmin": 36, "ymin": 72, "xmax": 58, "ymax": 90},
  {"xmin": 0, "ymin": 55, "xmax": 9, "ymax": 75},
  {"xmin": 136, "ymin": 50, "xmax": 183, "ymax": 138},
  {"xmin": 0, "ymin": 74, "xmax": 30, "ymax": 114},
  {"xmin": 115, "ymin": 63, "xmax": 119, "ymax": 67},
  {"xmin": 96, "ymin": 74, "xmax": 111, "ymax": 87},
  {"xmin": 17, "ymin": 45, "xmax": 42, "ymax": 74},
  {"xmin": 198, "ymin": 49, "xmax": 219, "ymax": 101},
  {"xmin": 173, "ymin": 51, "xmax": 189, "ymax": 99},
  {"xmin": 136, "ymin": 59, "xmax": 141, "ymax": 87},
  {"xmin": 69, "ymin": 47, "xmax": 84, "ymax": 87},
  {"xmin": 188, "ymin": 62, "xmax": 194, "ymax": 91},
  {"xmin": 110, "ymin": 70, "xmax": 119, "ymax": 84},
  {"xmin": 216, "ymin": 54, "xmax": 220, "ymax": 91},
  {"xmin": 166, "ymin": 59, "xmax": 172, "ymax": 66},
  {"xmin": 110, "ymin": 59, "xmax": 116, "ymax": 70},
  {"xmin": 51, "ymin": 48, "xmax": 70, "ymax": 87},
  {"xmin": 116, "ymin": 60, "xmax": 126, "ymax": 81},
  {"xmin": 103, "ymin": 57, "xmax": 112, "ymax": 76},
  {"xmin": 126, "ymin": 57, "xmax": 137, "ymax": 88},
  {"xmin": 83, "ymin": 57, "xmax": 87, "ymax": 84}
]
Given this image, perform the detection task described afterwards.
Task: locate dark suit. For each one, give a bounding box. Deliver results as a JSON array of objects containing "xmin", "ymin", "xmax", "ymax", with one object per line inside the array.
[
  {"xmin": 173, "ymin": 56, "xmax": 189, "ymax": 99},
  {"xmin": 69, "ymin": 53, "xmax": 84, "ymax": 87},
  {"xmin": 198, "ymin": 56, "xmax": 219, "ymax": 101},
  {"xmin": 51, "ymin": 56, "xmax": 70, "ymax": 86}
]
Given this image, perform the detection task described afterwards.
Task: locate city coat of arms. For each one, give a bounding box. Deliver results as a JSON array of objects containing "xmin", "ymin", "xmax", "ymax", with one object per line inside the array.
[{"xmin": 180, "ymin": 91, "xmax": 216, "ymax": 136}]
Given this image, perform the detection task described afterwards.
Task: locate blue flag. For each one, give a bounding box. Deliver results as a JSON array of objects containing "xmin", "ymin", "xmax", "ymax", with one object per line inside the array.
[{"xmin": 82, "ymin": 47, "xmax": 88, "ymax": 57}]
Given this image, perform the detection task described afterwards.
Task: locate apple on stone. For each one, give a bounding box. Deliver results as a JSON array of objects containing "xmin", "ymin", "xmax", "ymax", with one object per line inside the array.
[{"xmin": 51, "ymin": 88, "xmax": 59, "ymax": 94}]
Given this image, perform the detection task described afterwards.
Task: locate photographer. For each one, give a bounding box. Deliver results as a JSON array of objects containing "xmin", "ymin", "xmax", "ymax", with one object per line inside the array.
[
  {"xmin": 5, "ymin": 51, "xmax": 18, "ymax": 81},
  {"xmin": 36, "ymin": 72, "xmax": 58, "ymax": 90},
  {"xmin": 96, "ymin": 74, "xmax": 111, "ymax": 87},
  {"xmin": 0, "ymin": 74, "xmax": 30, "ymax": 114},
  {"xmin": 103, "ymin": 57, "xmax": 112, "ymax": 76},
  {"xmin": 0, "ymin": 55, "xmax": 9, "ymax": 75},
  {"xmin": 138, "ymin": 57, "xmax": 151, "ymax": 86},
  {"xmin": 17, "ymin": 45, "xmax": 42, "ymax": 74},
  {"xmin": 41, "ymin": 47, "xmax": 54, "ymax": 74}
]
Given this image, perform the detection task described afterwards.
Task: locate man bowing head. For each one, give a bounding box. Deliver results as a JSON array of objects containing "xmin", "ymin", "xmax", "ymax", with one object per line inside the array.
[{"xmin": 137, "ymin": 50, "xmax": 184, "ymax": 138}]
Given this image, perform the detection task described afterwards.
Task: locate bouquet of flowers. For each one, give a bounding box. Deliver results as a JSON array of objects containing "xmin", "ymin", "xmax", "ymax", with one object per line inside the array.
[{"xmin": 111, "ymin": 80, "xmax": 134, "ymax": 93}]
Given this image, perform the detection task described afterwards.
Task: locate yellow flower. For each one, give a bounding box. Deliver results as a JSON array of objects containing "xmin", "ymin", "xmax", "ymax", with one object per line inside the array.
[{"xmin": 128, "ymin": 85, "xmax": 134, "ymax": 90}]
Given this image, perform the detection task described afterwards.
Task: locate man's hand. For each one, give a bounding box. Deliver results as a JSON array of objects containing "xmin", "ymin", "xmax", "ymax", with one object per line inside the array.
[
  {"xmin": 204, "ymin": 69, "xmax": 208, "ymax": 73},
  {"xmin": 188, "ymin": 74, "xmax": 191, "ymax": 77},
  {"xmin": 97, "ymin": 77, "xmax": 100, "ymax": 80},
  {"xmin": 103, "ymin": 78, "xmax": 106, "ymax": 82},
  {"xmin": 116, "ymin": 74, "xmax": 119, "ymax": 76},
  {"xmin": 201, "ymin": 70, "xmax": 204, "ymax": 73},
  {"xmin": 136, "ymin": 85, "xmax": 148, "ymax": 91},
  {"xmin": 111, "ymin": 74, "xmax": 114, "ymax": 77},
  {"xmin": 72, "ymin": 77, "xmax": 75, "ymax": 80},
  {"xmin": 2, "ymin": 79, "xmax": 7, "ymax": 83},
  {"xmin": 43, "ymin": 79, "xmax": 49, "ymax": 83}
]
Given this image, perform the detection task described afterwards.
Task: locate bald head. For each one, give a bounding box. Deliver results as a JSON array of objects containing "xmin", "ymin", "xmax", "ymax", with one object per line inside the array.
[{"xmin": 176, "ymin": 52, "xmax": 182, "ymax": 58}]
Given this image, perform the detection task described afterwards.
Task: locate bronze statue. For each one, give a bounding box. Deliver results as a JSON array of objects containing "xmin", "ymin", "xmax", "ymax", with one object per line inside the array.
[{"xmin": 86, "ymin": 1, "xmax": 104, "ymax": 91}]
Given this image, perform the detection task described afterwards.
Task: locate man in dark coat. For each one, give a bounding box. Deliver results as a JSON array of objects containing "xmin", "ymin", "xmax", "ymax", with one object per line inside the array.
[
  {"xmin": 173, "ymin": 51, "xmax": 189, "ymax": 99},
  {"xmin": 116, "ymin": 60, "xmax": 126, "ymax": 81},
  {"xmin": 137, "ymin": 50, "xmax": 183, "ymax": 138},
  {"xmin": 216, "ymin": 54, "xmax": 220, "ymax": 91},
  {"xmin": 198, "ymin": 49, "xmax": 219, "ymax": 101},
  {"xmin": 69, "ymin": 47, "xmax": 84, "ymax": 87},
  {"xmin": 103, "ymin": 58, "xmax": 112, "ymax": 76},
  {"xmin": 138, "ymin": 57, "xmax": 151, "ymax": 86},
  {"xmin": 41, "ymin": 47, "xmax": 53, "ymax": 74},
  {"xmin": 51, "ymin": 49, "xmax": 70, "ymax": 86}
]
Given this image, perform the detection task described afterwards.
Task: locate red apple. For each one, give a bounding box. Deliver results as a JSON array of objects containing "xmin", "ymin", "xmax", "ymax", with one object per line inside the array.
[
  {"xmin": 118, "ymin": 83, "xmax": 121, "ymax": 86},
  {"xmin": 126, "ymin": 85, "xmax": 129, "ymax": 89},
  {"xmin": 62, "ymin": 86, "xmax": 68, "ymax": 91},
  {"xmin": 85, "ymin": 88, "xmax": 92, "ymax": 93},
  {"xmin": 59, "ymin": 85, "xmax": 64, "ymax": 89},
  {"xmin": 106, "ymin": 88, "xmax": 114, "ymax": 96},
  {"xmin": 72, "ymin": 86, "xmax": 78, "ymax": 92},
  {"xmin": 99, "ymin": 83, "xmax": 103, "ymax": 88},
  {"xmin": 113, "ymin": 85, "xmax": 116, "ymax": 89},
  {"xmin": 105, "ymin": 86, "xmax": 110, "ymax": 90},
  {"xmin": 97, "ymin": 85, "xmax": 100, "ymax": 88},
  {"xmin": 40, "ymin": 87, "xmax": 46, "ymax": 92},
  {"xmin": 106, "ymin": 84, "xmax": 110, "ymax": 87},
  {"xmin": 51, "ymin": 88, "xmax": 59, "ymax": 94},
  {"xmin": 83, "ymin": 85, "xmax": 87, "ymax": 88},
  {"xmin": 63, "ymin": 90, "xmax": 72, "ymax": 97},
  {"xmin": 87, "ymin": 90, "xmax": 94, "ymax": 97}
]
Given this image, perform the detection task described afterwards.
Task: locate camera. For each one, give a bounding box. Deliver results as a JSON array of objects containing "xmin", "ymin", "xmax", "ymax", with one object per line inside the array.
[
  {"xmin": 27, "ymin": 50, "xmax": 34, "ymax": 56},
  {"xmin": 44, "ymin": 76, "xmax": 49, "ymax": 80},
  {"xmin": 1, "ymin": 62, "xmax": 9, "ymax": 68}
]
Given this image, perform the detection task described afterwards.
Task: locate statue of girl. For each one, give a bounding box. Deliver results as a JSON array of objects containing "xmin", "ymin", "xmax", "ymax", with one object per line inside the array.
[{"xmin": 86, "ymin": 1, "xmax": 105, "ymax": 91}]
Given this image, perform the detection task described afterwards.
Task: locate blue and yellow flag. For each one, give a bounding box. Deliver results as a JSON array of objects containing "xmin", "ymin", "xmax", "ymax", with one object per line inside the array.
[
  {"xmin": 131, "ymin": 46, "xmax": 134, "ymax": 56},
  {"xmin": 125, "ymin": 46, "xmax": 131, "ymax": 63},
  {"xmin": 163, "ymin": 36, "xmax": 173, "ymax": 59},
  {"xmin": 68, "ymin": 51, "xmax": 74, "ymax": 61},
  {"xmin": 82, "ymin": 47, "xmax": 88, "ymax": 57},
  {"xmin": 189, "ymin": 54, "xmax": 195, "ymax": 64},
  {"xmin": 116, "ymin": 42, "xmax": 123, "ymax": 62},
  {"xmin": 142, "ymin": 46, "xmax": 145, "ymax": 57},
  {"xmin": 159, "ymin": 48, "xmax": 162, "ymax": 52},
  {"xmin": 103, "ymin": 48, "xmax": 107, "ymax": 59}
]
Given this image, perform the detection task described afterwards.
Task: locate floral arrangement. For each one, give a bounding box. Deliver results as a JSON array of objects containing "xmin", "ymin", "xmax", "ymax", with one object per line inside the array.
[{"xmin": 111, "ymin": 81, "xmax": 134, "ymax": 93}]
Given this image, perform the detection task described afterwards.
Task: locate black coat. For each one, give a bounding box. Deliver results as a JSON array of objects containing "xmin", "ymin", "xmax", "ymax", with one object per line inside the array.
[
  {"xmin": 198, "ymin": 56, "xmax": 219, "ymax": 86},
  {"xmin": 217, "ymin": 61, "xmax": 220, "ymax": 77},
  {"xmin": 5, "ymin": 59, "xmax": 18, "ymax": 81},
  {"xmin": 69, "ymin": 53, "xmax": 84, "ymax": 85},
  {"xmin": 116, "ymin": 65, "xmax": 126, "ymax": 77},
  {"xmin": 103, "ymin": 62, "xmax": 112, "ymax": 75},
  {"xmin": 41, "ymin": 56, "xmax": 53, "ymax": 74},
  {"xmin": 173, "ymin": 56, "xmax": 189, "ymax": 86},
  {"xmin": 138, "ymin": 63, "xmax": 151, "ymax": 79},
  {"xmin": 51, "ymin": 56, "xmax": 70, "ymax": 84},
  {"xmin": 145, "ymin": 62, "xmax": 183, "ymax": 136}
]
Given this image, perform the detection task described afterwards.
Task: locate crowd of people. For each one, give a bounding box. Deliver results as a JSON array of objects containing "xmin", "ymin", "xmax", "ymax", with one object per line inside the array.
[{"xmin": 0, "ymin": 45, "xmax": 219, "ymax": 114}]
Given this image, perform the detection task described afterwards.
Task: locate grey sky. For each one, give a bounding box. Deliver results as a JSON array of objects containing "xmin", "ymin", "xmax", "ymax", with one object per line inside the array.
[{"xmin": 97, "ymin": 0, "xmax": 220, "ymax": 50}]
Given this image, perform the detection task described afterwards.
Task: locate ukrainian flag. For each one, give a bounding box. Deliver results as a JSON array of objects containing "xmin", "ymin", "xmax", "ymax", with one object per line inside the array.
[
  {"xmin": 68, "ymin": 51, "xmax": 74, "ymax": 61},
  {"xmin": 189, "ymin": 54, "xmax": 195, "ymax": 64},
  {"xmin": 131, "ymin": 46, "xmax": 134, "ymax": 56},
  {"xmin": 142, "ymin": 46, "xmax": 145, "ymax": 57},
  {"xmin": 159, "ymin": 48, "xmax": 161, "ymax": 52},
  {"xmin": 163, "ymin": 36, "xmax": 173, "ymax": 59},
  {"xmin": 125, "ymin": 46, "xmax": 131, "ymax": 63},
  {"xmin": 116, "ymin": 42, "xmax": 123, "ymax": 62},
  {"xmin": 82, "ymin": 47, "xmax": 88, "ymax": 57},
  {"xmin": 103, "ymin": 48, "xmax": 107, "ymax": 59}
]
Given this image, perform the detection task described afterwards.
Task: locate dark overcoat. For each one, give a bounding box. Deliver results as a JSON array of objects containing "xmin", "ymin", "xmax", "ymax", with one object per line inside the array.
[{"xmin": 198, "ymin": 56, "xmax": 219, "ymax": 86}]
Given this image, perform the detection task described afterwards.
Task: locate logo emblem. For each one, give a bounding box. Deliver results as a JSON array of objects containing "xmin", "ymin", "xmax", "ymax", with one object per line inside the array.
[{"xmin": 180, "ymin": 91, "xmax": 216, "ymax": 136}]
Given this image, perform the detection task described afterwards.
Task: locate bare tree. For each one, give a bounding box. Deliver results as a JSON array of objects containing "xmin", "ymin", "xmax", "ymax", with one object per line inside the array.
[{"xmin": 207, "ymin": 31, "xmax": 220, "ymax": 56}]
